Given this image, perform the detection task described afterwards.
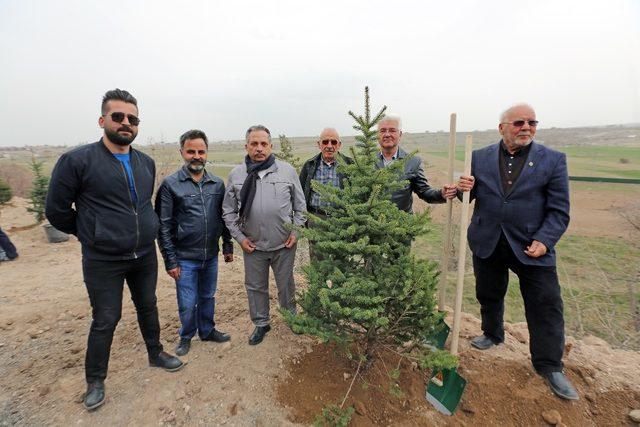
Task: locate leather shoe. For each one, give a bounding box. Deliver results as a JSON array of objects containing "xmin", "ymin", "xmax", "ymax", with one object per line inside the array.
[
  {"xmin": 470, "ymin": 335, "xmax": 498, "ymax": 350},
  {"xmin": 202, "ymin": 329, "xmax": 231, "ymax": 343},
  {"xmin": 541, "ymin": 371, "xmax": 579, "ymax": 400},
  {"xmin": 175, "ymin": 338, "xmax": 191, "ymax": 356},
  {"xmin": 149, "ymin": 351, "xmax": 184, "ymax": 372},
  {"xmin": 83, "ymin": 381, "xmax": 105, "ymax": 411},
  {"xmin": 248, "ymin": 325, "xmax": 271, "ymax": 346}
]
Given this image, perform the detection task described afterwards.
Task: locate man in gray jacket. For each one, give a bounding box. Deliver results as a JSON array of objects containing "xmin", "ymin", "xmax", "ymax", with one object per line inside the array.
[
  {"xmin": 222, "ymin": 125, "xmax": 306, "ymax": 345},
  {"xmin": 376, "ymin": 114, "xmax": 457, "ymax": 212}
]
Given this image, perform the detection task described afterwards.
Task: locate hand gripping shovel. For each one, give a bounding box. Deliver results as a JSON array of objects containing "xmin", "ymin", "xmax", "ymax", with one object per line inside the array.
[
  {"xmin": 424, "ymin": 113, "xmax": 457, "ymax": 351},
  {"xmin": 426, "ymin": 134, "xmax": 473, "ymax": 415}
]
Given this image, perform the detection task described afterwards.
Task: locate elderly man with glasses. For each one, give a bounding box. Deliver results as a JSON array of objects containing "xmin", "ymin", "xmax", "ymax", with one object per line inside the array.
[
  {"xmin": 376, "ymin": 114, "xmax": 458, "ymax": 213},
  {"xmin": 457, "ymin": 103, "xmax": 578, "ymax": 401},
  {"xmin": 299, "ymin": 128, "xmax": 353, "ymax": 259}
]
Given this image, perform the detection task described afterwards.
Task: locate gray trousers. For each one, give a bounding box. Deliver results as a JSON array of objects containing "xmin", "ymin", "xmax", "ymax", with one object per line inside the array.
[{"xmin": 243, "ymin": 245, "xmax": 297, "ymax": 327}]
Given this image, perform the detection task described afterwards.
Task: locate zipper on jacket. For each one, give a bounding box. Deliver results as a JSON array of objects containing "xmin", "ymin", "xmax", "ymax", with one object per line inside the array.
[
  {"xmin": 198, "ymin": 181, "xmax": 208, "ymax": 267},
  {"xmin": 119, "ymin": 162, "xmax": 140, "ymax": 259}
]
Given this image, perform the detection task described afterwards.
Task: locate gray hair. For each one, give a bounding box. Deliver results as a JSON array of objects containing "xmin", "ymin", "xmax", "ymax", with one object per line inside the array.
[
  {"xmin": 245, "ymin": 125, "xmax": 271, "ymax": 143},
  {"xmin": 378, "ymin": 113, "xmax": 402, "ymax": 131},
  {"xmin": 499, "ymin": 103, "xmax": 536, "ymax": 123}
]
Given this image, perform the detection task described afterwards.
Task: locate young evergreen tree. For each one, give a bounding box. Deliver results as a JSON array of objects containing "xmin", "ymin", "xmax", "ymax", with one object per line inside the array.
[
  {"xmin": 275, "ymin": 134, "xmax": 302, "ymax": 173},
  {"xmin": 284, "ymin": 87, "xmax": 455, "ymax": 370},
  {"xmin": 0, "ymin": 178, "xmax": 12, "ymax": 205},
  {"xmin": 28, "ymin": 159, "xmax": 49, "ymax": 223}
]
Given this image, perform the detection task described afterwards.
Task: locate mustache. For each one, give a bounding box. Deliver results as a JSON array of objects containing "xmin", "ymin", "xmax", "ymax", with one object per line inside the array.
[{"xmin": 118, "ymin": 126, "xmax": 133, "ymax": 133}]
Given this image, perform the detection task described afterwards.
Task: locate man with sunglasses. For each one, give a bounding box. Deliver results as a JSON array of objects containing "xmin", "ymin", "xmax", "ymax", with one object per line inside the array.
[
  {"xmin": 299, "ymin": 128, "xmax": 353, "ymax": 258},
  {"xmin": 457, "ymin": 103, "xmax": 577, "ymax": 400},
  {"xmin": 155, "ymin": 129, "xmax": 234, "ymax": 357},
  {"xmin": 376, "ymin": 114, "xmax": 458, "ymax": 213},
  {"xmin": 46, "ymin": 89, "xmax": 183, "ymax": 411}
]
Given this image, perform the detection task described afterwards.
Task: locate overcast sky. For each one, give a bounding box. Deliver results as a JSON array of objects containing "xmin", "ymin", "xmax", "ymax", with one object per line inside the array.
[{"xmin": 0, "ymin": 0, "xmax": 639, "ymax": 147}]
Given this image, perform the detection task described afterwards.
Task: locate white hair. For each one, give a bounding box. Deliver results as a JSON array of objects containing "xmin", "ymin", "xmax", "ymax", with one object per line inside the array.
[
  {"xmin": 378, "ymin": 113, "xmax": 402, "ymax": 131},
  {"xmin": 319, "ymin": 127, "xmax": 339, "ymax": 138},
  {"xmin": 499, "ymin": 103, "xmax": 536, "ymax": 123}
]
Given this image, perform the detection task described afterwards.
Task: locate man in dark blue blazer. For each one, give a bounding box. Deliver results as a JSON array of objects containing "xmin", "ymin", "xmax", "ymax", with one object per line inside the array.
[{"xmin": 457, "ymin": 103, "xmax": 578, "ymax": 400}]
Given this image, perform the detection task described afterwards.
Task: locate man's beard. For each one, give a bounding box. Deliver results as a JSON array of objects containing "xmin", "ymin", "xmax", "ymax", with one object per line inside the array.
[
  {"xmin": 186, "ymin": 159, "xmax": 205, "ymax": 173},
  {"xmin": 105, "ymin": 126, "xmax": 137, "ymax": 146}
]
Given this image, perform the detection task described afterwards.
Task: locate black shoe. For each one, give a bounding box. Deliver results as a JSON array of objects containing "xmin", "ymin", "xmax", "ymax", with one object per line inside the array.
[
  {"xmin": 202, "ymin": 329, "xmax": 231, "ymax": 343},
  {"xmin": 248, "ymin": 325, "xmax": 271, "ymax": 346},
  {"xmin": 470, "ymin": 335, "xmax": 498, "ymax": 350},
  {"xmin": 175, "ymin": 338, "xmax": 191, "ymax": 356},
  {"xmin": 149, "ymin": 351, "xmax": 184, "ymax": 372},
  {"xmin": 83, "ymin": 381, "xmax": 105, "ymax": 411},
  {"xmin": 541, "ymin": 371, "xmax": 579, "ymax": 400}
]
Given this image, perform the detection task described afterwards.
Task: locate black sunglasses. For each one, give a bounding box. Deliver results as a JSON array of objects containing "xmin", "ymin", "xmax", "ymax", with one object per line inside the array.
[
  {"xmin": 502, "ymin": 120, "xmax": 538, "ymax": 127},
  {"xmin": 321, "ymin": 139, "xmax": 339, "ymax": 146},
  {"xmin": 104, "ymin": 112, "xmax": 140, "ymax": 126}
]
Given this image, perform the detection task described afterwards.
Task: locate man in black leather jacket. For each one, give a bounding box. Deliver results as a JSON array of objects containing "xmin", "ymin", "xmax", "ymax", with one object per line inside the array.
[
  {"xmin": 155, "ymin": 129, "xmax": 234, "ymax": 356},
  {"xmin": 46, "ymin": 89, "xmax": 183, "ymax": 411},
  {"xmin": 376, "ymin": 114, "xmax": 457, "ymax": 212}
]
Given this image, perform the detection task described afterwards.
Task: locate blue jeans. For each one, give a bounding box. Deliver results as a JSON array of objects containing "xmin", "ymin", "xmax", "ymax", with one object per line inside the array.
[{"xmin": 175, "ymin": 258, "xmax": 219, "ymax": 340}]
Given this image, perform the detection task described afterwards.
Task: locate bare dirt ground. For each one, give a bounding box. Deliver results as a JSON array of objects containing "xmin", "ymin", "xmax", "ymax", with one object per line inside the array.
[{"xmin": 1, "ymin": 197, "xmax": 639, "ymax": 426}]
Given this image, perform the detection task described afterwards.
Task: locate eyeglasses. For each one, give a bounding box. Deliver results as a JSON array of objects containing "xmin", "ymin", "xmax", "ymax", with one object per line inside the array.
[
  {"xmin": 501, "ymin": 120, "xmax": 538, "ymax": 127},
  {"xmin": 104, "ymin": 112, "xmax": 140, "ymax": 126},
  {"xmin": 321, "ymin": 139, "xmax": 339, "ymax": 146},
  {"xmin": 378, "ymin": 128, "xmax": 399, "ymax": 134}
]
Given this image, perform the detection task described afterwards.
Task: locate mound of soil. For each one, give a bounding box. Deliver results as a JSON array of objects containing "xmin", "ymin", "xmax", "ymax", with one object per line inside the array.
[{"xmin": 277, "ymin": 343, "xmax": 640, "ymax": 426}]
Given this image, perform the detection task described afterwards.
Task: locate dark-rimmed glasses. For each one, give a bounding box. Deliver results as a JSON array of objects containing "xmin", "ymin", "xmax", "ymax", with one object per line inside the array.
[
  {"xmin": 501, "ymin": 120, "xmax": 538, "ymax": 127},
  {"xmin": 321, "ymin": 139, "xmax": 339, "ymax": 145},
  {"xmin": 104, "ymin": 112, "xmax": 140, "ymax": 126}
]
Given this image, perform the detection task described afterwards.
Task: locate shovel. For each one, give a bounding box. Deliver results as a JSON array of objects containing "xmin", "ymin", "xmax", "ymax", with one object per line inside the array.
[
  {"xmin": 426, "ymin": 134, "xmax": 473, "ymax": 415},
  {"xmin": 425, "ymin": 113, "xmax": 457, "ymax": 350}
]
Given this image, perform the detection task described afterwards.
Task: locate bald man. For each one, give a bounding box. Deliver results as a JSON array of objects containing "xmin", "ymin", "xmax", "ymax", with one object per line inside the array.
[
  {"xmin": 458, "ymin": 103, "xmax": 577, "ymax": 400},
  {"xmin": 299, "ymin": 128, "xmax": 353, "ymax": 259}
]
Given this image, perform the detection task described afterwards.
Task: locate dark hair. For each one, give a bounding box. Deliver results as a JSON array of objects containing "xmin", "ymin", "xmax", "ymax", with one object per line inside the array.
[
  {"xmin": 179, "ymin": 129, "xmax": 209, "ymax": 148},
  {"xmin": 101, "ymin": 89, "xmax": 138, "ymax": 115},
  {"xmin": 245, "ymin": 125, "xmax": 271, "ymax": 143}
]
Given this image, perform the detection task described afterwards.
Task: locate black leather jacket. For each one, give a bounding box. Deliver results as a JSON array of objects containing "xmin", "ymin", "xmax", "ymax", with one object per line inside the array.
[
  {"xmin": 299, "ymin": 152, "xmax": 353, "ymax": 211},
  {"xmin": 155, "ymin": 166, "xmax": 232, "ymax": 270},
  {"xmin": 46, "ymin": 140, "xmax": 159, "ymax": 260},
  {"xmin": 376, "ymin": 148, "xmax": 445, "ymax": 213}
]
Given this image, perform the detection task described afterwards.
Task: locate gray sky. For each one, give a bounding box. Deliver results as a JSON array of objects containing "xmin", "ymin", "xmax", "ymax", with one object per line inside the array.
[{"xmin": 1, "ymin": 0, "xmax": 639, "ymax": 147}]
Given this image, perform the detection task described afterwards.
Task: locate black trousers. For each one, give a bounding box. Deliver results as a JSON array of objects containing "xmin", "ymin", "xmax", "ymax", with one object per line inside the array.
[
  {"xmin": 472, "ymin": 234, "xmax": 565, "ymax": 373},
  {"xmin": 82, "ymin": 251, "xmax": 163, "ymax": 383},
  {"xmin": 0, "ymin": 227, "xmax": 18, "ymax": 259}
]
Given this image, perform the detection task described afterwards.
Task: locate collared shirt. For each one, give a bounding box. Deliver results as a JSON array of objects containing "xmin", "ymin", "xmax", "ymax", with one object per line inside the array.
[
  {"xmin": 380, "ymin": 149, "xmax": 399, "ymax": 167},
  {"xmin": 310, "ymin": 159, "xmax": 340, "ymax": 209},
  {"xmin": 499, "ymin": 140, "xmax": 532, "ymax": 193}
]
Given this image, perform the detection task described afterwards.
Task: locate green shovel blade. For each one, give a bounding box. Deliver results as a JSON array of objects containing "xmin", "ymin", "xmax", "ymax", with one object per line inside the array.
[
  {"xmin": 426, "ymin": 368, "xmax": 467, "ymax": 415},
  {"xmin": 424, "ymin": 318, "xmax": 450, "ymax": 350}
]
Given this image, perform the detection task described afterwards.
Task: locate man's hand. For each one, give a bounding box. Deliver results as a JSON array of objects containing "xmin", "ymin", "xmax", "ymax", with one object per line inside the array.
[
  {"xmin": 457, "ymin": 175, "xmax": 475, "ymax": 192},
  {"xmin": 441, "ymin": 184, "xmax": 458, "ymax": 199},
  {"xmin": 223, "ymin": 253, "xmax": 234, "ymax": 263},
  {"xmin": 525, "ymin": 240, "xmax": 547, "ymax": 258},
  {"xmin": 240, "ymin": 238, "xmax": 256, "ymax": 253},
  {"xmin": 167, "ymin": 266, "xmax": 181, "ymax": 280},
  {"xmin": 284, "ymin": 234, "xmax": 297, "ymax": 248}
]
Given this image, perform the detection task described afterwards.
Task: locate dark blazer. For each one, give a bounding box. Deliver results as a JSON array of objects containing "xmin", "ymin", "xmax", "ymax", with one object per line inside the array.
[
  {"xmin": 155, "ymin": 166, "xmax": 233, "ymax": 271},
  {"xmin": 46, "ymin": 140, "xmax": 159, "ymax": 261},
  {"xmin": 375, "ymin": 148, "xmax": 445, "ymax": 213},
  {"xmin": 299, "ymin": 152, "xmax": 353, "ymax": 211},
  {"xmin": 467, "ymin": 141, "xmax": 570, "ymax": 266}
]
